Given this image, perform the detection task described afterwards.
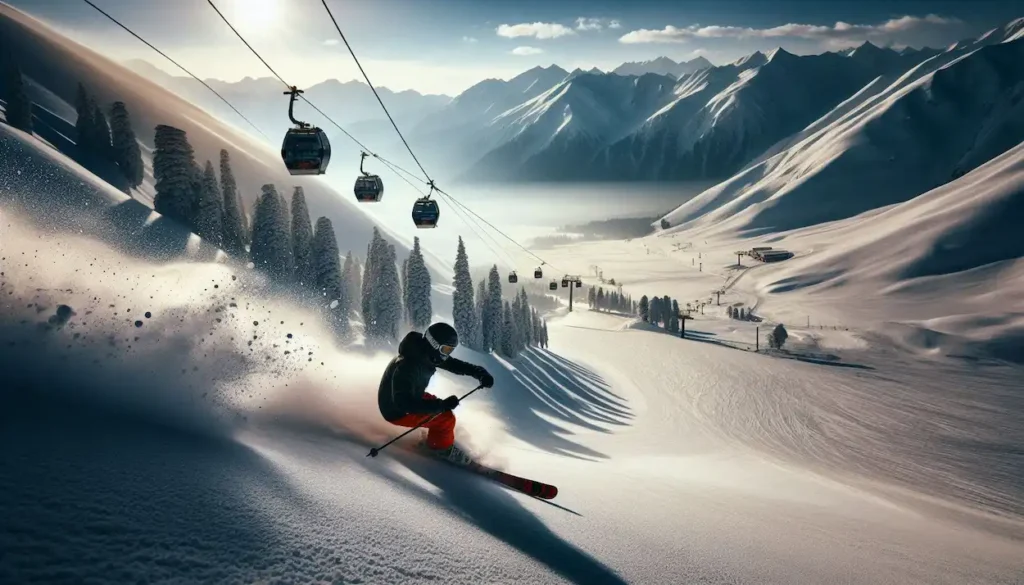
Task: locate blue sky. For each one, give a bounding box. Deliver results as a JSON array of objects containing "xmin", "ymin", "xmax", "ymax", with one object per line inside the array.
[{"xmin": 9, "ymin": 0, "xmax": 1021, "ymax": 95}]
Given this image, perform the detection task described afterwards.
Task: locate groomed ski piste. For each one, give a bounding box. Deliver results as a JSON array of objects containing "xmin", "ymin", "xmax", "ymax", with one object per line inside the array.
[{"xmin": 3, "ymin": 3, "xmax": 1024, "ymax": 585}]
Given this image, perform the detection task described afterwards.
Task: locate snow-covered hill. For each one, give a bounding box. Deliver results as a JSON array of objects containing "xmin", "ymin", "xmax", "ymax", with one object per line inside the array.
[
  {"xmin": 0, "ymin": 3, "xmax": 422, "ymax": 266},
  {"xmin": 612, "ymin": 55, "xmax": 713, "ymax": 78}
]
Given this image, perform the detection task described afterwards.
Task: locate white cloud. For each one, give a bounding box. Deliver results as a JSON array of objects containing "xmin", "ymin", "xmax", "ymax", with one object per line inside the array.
[
  {"xmin": 619, "ymin": 14, "xmax": 963, "ymax": 44},
  {"xmin": 496, "ymin": 22, "xmax": 575, "ymax": 39},
  {"xmin": 462, "ymin": 36, "xmax": 478, "ymax": 43},
  {"xmin": 575, "ymin": 17, "xmax": 622, "ymax": 32},
  {"xmin": 511, "ymin": 46, "xmax": 544, "ymax": 56},
  {"xmin": 323, "ymin": 39, "xmax": 340, "ymax": 46}
]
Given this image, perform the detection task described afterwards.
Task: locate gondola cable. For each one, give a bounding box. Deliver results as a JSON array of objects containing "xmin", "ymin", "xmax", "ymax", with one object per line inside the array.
[{"xmin": 79, "ymin": 0, "xmax": 269, "ymax": 141}]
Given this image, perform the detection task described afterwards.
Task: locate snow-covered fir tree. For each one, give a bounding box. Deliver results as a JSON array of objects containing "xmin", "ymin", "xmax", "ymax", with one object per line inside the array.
[
  {"xmin": 517, "ymin": 288, "xmax": 532, "ymax": 349},
  {"xmin": 405, "ymin": 237, "xmax": 432, "ymax": 330},
  {"xmin": 312, "ymin": 217, "xmax": 348, "ymax": 339},
  {"xmin": 401, "ymin": 257, "xmax": 410, "ymax": 325},
  {"xmin": 484, "ymin": 265, "xmax": 504, "ymax": 352},
  {"xmin": 475, "ymin": 278, "xmax": 487, "ymax": 350},
  {"xmin": 369, "ymin": 243, "xmax": 402, "ymax": 343},
  {"xmin": 290, "ymin": 187, "xmax": 315, "ymax": 290},
  {"xmin": 193, "ymin": 160, "xmax": 223, "ymax": 247},
  {"xmin": 343, "ymin": 252, "xmax": 360, "ymax": 318},
  {"xmin": 451, "ymin": 237, "xmax": 478, "ymax": 349},
  {"xmin": 74, "ymin": 84, "xmax": 95, "ymax": 154},
  {"xmin": 588, "ymin": 286, "xmax": 596, "ymax": 309},
  {"xmin": 249, "ymin": 184, "xmax": 293, "ymax": 283},
  {"xmin": 638, "ymin": 295, "xmax": 649, "ymax": 321},
  {"xmin": 531, "ymin": 308, "xmax": 541, "ymax": 346},
  {"xmin": 108, "ymin": 102, "xmax": 143, "ymax": 189},
  {"xmin": 361, "ymin": 229, "xmax": 380, "ymax": 325},
  {"xmin": 2, "ymin": 63, "xmax": 33, "ymax": 132},
  {"xmin": 500, "ymin": 301, "xmax": 516, "ymax": 357},
  {"xmin": 541, "ymin": 320, "xmax": 549, "ymax": 348},
  {"xmin": 219, "ymin": 149, "xmax": 248, "ymax": 257},
  {"xmin": 91, "ymin": 102, "xmax": 111, "ymax": 161},
  {"xmin": 152, "ymin": 124, "xmax": 198, "ymax": 228}
]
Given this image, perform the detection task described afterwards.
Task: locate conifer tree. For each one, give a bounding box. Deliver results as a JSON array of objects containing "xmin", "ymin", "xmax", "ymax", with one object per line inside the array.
[
  {"xmin": 290, "ymin": 187, "xmax": 315, "ymax": 289},
  {"xmin": 194, "ymin": 160, "xmax": 223, "ymax": 247},
  {"xmin": 74, "ymin": 83, "xmax": 95, "ymax": 153},
  {"xmin": 343, "ymin": 252, "xmax": 360, "ymax": 318},
  {"xmin": 484, "ymin": 265, "xmax": 503, "ymax": 352},
  {"xmin": 371, "ymin": 243, "xmax": 402, "ymax": 343},
  {"xmin": 406, "ymin": 237, "xmax": 433, "ymax": 330},
  {"xmin": 639, "ymin": 295, "xmax": 649, "ymax": 322},
  {"xmin": 249, "ymin": 184, "xmax": 293, "ymax": 282},
  {"xmin": 361, "ymin": 230, "xmax": 380, "ymax": 326},
  {"xmin": 91, "ymin": 102, "xmax": 112, "ymax": 161},
  {"xmin": 312, "ymin": 217, "xmax": 348, "ymax": 339},
  {"xmin": 451, "ymin": 237, "xmax": 478, "ymax": 349},
  {"xmin": 219, "ymin": 149, "xmax": 249, "ymax": 256},
  {"xmin": 501, "ymin": 301, "xmax": 516, "ymax": 357},
  {"xmin": 475, "ymin": 278, "xmax": 487, "ymax": 350},
  {"xmin": 108, "ymin": 101, "xmax": 143, "ymax": 188},
  {"xmin": 2, "ymin": 62, "xmax": 33, "ymax": 132},
  {"xmin": 152, "ymin": 124, "xmax": 198, "ymax": 227}
]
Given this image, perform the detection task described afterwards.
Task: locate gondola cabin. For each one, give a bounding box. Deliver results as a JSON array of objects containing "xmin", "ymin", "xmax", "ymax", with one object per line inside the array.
[
  {"xmin": 411, "ymin": 198, "xmax": 440, "ymax": 228},
  {"xmin": 575, "ymin": 280, "xmax": 581, "ymax": 288},
  {"xmin": 281, "ymin": 127, "xmax": 331, "ymax": 175},
  {"xmin": 508, "ymin": 271, "xmax": 518, "ymax": 284},
  {"xmin": 548, "ymin": 280, "xmax": 558, "ymax": 291},
  {"xmin": 534, "ymin": 268, "xmax": 543, "ymax": 279},
  {"xmin": 561, "ymin": 278, "xmax": 569, "ymax": 288},
  {"xmin": 354, "ymin": 175, "xmax": 383, "ymax": 202}
]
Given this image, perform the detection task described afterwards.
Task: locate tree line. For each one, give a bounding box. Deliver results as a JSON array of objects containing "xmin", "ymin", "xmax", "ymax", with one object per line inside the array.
[{"xmin": 7, "ymin": 75, "xmax": 552, "ymax": 356}]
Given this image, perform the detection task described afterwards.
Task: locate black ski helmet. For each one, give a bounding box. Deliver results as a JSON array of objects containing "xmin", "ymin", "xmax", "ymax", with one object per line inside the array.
[{"xmin": 424, "ymin": 322, "xmax": 458, "ymax": 363}]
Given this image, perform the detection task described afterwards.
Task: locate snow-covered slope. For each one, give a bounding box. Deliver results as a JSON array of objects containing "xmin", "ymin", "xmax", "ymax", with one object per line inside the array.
[
  {"xmin": 3, "ymin": 213, "xmax": 1023, "ymax": 583},
  {"xmin": 612, "ymin": 55, "xmax": 713, "ymax": 78},
  {"xmin": 0, "ymin": 3, "xmax": 408, "ymax": 262},
  {"xmin": 659, "ymin": 32, "xmax": 1024, "ymax": 235}
]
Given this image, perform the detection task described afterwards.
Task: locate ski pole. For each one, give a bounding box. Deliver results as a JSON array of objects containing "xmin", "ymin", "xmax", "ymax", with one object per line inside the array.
[{"xmin": 367, "ymin": 384, "xmax": 485, "ymax": 458}]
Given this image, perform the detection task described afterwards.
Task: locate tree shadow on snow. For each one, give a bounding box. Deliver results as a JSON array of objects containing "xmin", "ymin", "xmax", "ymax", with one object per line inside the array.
[{"xmin": 473, "ymin": 348, "xmax": 633, "ymax": 462}]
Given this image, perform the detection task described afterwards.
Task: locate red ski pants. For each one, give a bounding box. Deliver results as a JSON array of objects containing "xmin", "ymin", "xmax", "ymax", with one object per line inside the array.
[{"xmin": 388, "ymin": 393, "xmax": 456, "ymax": 449}]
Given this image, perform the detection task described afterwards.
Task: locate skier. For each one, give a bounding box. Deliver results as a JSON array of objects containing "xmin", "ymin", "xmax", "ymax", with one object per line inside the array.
[{"xmin": 377, "ymin": 322, "xmax": 494, "ymax": 465}]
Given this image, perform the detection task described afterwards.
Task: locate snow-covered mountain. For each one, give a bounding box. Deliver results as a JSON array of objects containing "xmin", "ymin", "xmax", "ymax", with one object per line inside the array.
[
  {"xmin": 409, "ymin": 19, "xmax": 1024, "ymax": 185},
  {"xmin": 123, "ymin": 59, "xmax": 451, "ymax": 130},
  {"xmin": 658, "ymin": 20, "xmax": 1024, "ymax": 235},
  {"xmin": 612, "ymin": 55, "xmax": 714, "ymax": 78}
]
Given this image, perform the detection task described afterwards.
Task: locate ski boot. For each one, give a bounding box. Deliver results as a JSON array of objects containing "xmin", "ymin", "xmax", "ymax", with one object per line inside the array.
[{"xmin": 428, "ymin": 444, "xmax": 474, "ymax": 467}]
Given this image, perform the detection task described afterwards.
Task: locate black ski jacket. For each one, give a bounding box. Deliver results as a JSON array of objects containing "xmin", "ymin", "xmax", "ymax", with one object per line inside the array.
[{"xmin": 377, "ymin": 331, "xmax": 484, "ymax": 421}]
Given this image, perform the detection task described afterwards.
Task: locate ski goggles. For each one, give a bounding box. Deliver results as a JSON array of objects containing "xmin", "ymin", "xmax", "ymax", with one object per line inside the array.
[{"xmin": 425, "ymin": 331, "xmax": 456, "ymax": 358}]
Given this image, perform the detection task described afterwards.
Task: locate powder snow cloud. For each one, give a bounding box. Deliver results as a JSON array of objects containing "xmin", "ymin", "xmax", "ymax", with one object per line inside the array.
[
  {"xmin": 496, "ymin": 22, "xmax": 575, "ymax": 40},
  {"xmin": 619, "ymin": 14, "xmax": 964, "ymax": 44}
]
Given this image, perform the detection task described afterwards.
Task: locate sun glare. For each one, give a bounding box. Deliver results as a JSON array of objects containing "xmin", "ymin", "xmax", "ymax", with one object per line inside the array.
[{"xmin": 232, "ymin": 0, "xmax": 279, "ymax": 32}]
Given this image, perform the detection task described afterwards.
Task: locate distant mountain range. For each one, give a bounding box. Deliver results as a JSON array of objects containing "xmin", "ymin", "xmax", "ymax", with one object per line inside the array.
[{"xmin": 126, "ymin": 19, "xmax": 1024, "ymax": 188}]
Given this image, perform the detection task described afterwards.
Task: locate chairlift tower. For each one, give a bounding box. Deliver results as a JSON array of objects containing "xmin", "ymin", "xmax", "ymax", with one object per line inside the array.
[{"xmin": 561, "ymin": 275, "xmax": 583, "ymax": 312}]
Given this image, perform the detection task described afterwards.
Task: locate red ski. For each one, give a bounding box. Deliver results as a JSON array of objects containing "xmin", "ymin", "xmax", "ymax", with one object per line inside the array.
[
  {"xmin": 464, "ymin": 461, "xmax": 559, "ymax": 500},
  {"xmin": 409, "ymin": 440, "xmax": 558, "ymax": 499}
]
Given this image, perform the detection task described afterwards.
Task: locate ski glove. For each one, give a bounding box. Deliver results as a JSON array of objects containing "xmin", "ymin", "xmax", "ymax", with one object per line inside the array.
[
  {"xmin": 474, "ymin": 367, "xmax": 494, "ymax": 388},
  {"xmin": 441, "ymin": 395, "xmax": 460, "ymax": 410}
]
